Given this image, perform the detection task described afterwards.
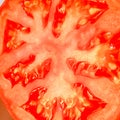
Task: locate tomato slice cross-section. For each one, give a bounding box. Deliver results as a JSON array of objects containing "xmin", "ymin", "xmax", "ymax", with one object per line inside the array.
[{"xmin": 0, "ymin": 0, "xmax": 120, "ymax": 120}]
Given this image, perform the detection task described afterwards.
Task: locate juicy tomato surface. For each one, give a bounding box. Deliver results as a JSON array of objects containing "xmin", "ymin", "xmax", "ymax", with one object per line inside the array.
[{"xmin": 0, "ymin": 0, "xmax": 120, "ymax": 120}]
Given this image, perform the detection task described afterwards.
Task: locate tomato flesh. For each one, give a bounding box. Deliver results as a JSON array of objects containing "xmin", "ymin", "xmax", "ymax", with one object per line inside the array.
[
  {"xmin": 22, "ymin": 0, "xmax": 52, "ymax": 27},
  {"xmin": 21, "ymin": 83, "xmax": 106, "ymax": 120},
  {"xmin": 3, "ymin": 56, "xmax": 53, "ymax": 87},
  {"xmin": 0, "ymin": 0, "xmax": 120, "ymax": 120}
]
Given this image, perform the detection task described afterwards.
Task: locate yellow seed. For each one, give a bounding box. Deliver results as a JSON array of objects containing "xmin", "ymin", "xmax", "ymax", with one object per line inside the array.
[
  {"xmin": 113, "ymin": 77, "xmax": 120, "ymax": 84},
  {"xmin": 79, "ymin": 18, "xmax": 87, "ymax": 26},
  {"xmin": 89, "ymin": 8, "xmax": 100, "ymax": 15},
  {"xmin": 37, "ymin": 103, "xmax": 43, "ymax": 114},
  {"xmin": 108, "ymin": 63, "xmax": 117, "ymax": 70},
  {"xmin": 13, "ymin": 68, "xmax": 19, "ymax": 74},
  {"xmin": 30, "ymin": 101, "xmax": 37, "ymax": 106},
  {"xmin": 75, "ymin": 107, "xmax": 81, "ymax": 119},
  {"xmin": 24, "ymin": 1, "xmax": 31, "ymax": 7},
  {"xmin": 104, "ymin": 32, "xmax": 112, "ymax": 40},
  {"xmin": 66, "ymin": 98, "xmax": 75, "ymax": 108}
]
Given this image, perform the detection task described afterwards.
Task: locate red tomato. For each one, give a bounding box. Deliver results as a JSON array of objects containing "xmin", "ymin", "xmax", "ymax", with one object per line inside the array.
[{"xmin": 0, "ymin": 0, "xmax": 120, "ymax": 120}]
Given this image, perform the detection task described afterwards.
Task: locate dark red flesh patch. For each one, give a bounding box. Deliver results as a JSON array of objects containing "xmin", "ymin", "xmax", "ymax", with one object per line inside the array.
[
  {"xmin": 3, "ymin": 56, "xmax": 52, "ymax": 87},
  {"xmin": 37, "ymin": 58, "xmax": 52, "ymax": 79},
  {"xmin": 87, "ymin": 0, "xmax": 108, "ymax": 23},
  {"xmin": 60, "ymin": 83, "xmax": 106, "ymax": 120},
  {"xmin": 21, "ymin": 87, "xmax": 58, "ymax": 120},
  {"xmin": 3, "ymin": 55, "xmax": 35, "ymax": 87},
  {"xmin": 22, "ymin": 0, "xmax": 52, "ymax": 27},
  {"xmin": 95, "ymin": 67, "xmax": 112, "ymax": 78},
  {"xmin": 67, "ymin": 31, "xmax": 120, "ymax": 80},
  {"xmin": 21, "ymin": 83, "xmax": 106, "ymax": 120},
  {"xmin": 98, "ymin": 32, "xmax": 112, "ymax": 43},
  {"xmin": 95, "ymin": 31, "xmax": 120, "ymax": 80},
  {"xmin": 21, "ymin": 0, "xmax": 110, "ymax": 39},
  {"xmin": 52, "ymin": 0, "xmax": 67, "ymax": 37},
  {"xmin": 3, "ymin": 19, "xmax": 30, "ymax": 52},
  {"xmin": 21, "ymin": 87, "xmax": 48, "ymax": 120},
  {"xmin": 110, "ymin": 32, "xmax": 120, "ymax": 49},
  {"xmin": 87, "ymin": 0, "xmax": 108, "ymax": 9}
]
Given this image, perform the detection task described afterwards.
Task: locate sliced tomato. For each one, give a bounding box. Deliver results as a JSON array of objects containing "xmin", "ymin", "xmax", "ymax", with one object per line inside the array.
[{"xmin": 0, "ymin": 0, "xmax": 120, "ymax": 120}]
